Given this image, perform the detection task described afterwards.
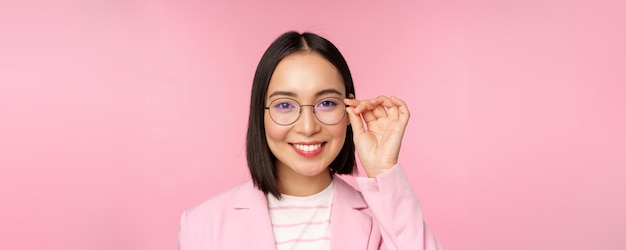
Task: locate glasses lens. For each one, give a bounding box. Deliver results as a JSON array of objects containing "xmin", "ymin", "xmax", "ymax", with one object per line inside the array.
[
  {"xmin": 314, "ymin": 97, "xmax": 346, "ymax": 125},
  {"xmin": 268, "ymin": 98, "xmax": 300, "ymax": 125}
]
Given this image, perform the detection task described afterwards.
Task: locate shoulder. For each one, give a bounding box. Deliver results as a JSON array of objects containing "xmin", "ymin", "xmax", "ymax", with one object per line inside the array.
[
  {"xmin": 180, "ymin": 181, "xmax": 264, "ymax": 248},
  {"xmin": 182, "ymin": 180, "xmax": 257, "ymax": 223}
]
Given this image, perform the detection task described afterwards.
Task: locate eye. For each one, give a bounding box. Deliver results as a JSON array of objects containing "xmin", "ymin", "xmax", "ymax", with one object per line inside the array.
[
  {"xmin": 316, "ymin": 98, "xmax": 339, "ymax": 110},
  {"xmin": 275, "ymin": 102, "xmax": 294, "ymax": 109},
  {"xmin": 271, "ymin": 99, "xmax": 298, "ymax": 112}
]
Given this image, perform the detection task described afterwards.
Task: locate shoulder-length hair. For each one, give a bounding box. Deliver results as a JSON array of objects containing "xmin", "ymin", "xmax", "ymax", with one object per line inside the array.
[{"xmin": 246, "ymin": 31, "xmax": 356, "ymax": 198}]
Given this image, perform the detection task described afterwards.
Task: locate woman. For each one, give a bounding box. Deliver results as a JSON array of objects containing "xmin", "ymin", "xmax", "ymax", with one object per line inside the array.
[{"xmin": 179, "ymin": 31, "xmax": 441, "ymax": 250}]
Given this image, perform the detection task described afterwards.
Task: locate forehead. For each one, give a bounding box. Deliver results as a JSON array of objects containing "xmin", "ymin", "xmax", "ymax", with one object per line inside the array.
[{"xmin": 267, "ymin": 52, "xmax": 345, "ymax": 99}]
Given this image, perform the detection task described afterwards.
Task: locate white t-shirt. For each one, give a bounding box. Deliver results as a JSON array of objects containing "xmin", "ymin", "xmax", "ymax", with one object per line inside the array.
[{"xmin": 267, "ymin": 182, "xmax": 334, "ymax": 250}]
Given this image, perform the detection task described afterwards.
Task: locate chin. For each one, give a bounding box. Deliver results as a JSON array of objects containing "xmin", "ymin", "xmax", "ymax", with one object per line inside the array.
[{"xmin": 295, "ymin": 165, "xmax": 329, "ymax": 177}]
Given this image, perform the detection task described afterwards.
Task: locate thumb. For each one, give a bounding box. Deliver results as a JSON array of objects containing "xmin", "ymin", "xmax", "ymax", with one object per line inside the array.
[{"xmin": 346, "ymin": 107, "xmax": 365, "ymax": 139}]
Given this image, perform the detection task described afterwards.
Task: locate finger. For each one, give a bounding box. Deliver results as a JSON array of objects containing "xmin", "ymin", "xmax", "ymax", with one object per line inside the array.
[
  {"xmin": 361, "ymin": 107, "xmax": 377, "ymax": 124},
  {"xmin": 343, "ymin": 98, "xmax": 363, "ymax": 113},
  {"xmin": 370, "ymin": 97, "xmax": 388, "ymax": 119},
  {"xmin": 343, "ymin": 98, "xmax": 362, "ymax": 111},
  {"xmin": 372, "ymin": 105, "xmax": 387, "ymax": 119},
  {"xmin": 391, "ymin": 96, "xmax": 410, "ymax": 124},
  {"xmin": 347, "ymin": 98, "xmax": 379, "ymax": 114},
  {"xmin": 345, "ymin": 106, "xmax": 365, "ymax": 136},
  {"xmin": 377, "ymin": 96, "xmax": 399, "ymax": 120},
  {"xmin": 348, "ymin": 97, "xmax": 391, "ymax": 123}
]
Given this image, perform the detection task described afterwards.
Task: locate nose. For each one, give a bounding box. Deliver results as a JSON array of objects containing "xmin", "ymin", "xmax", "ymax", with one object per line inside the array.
[{"xmin": 294, "ymin": 105, "xmax": 321, "ymax": 136}]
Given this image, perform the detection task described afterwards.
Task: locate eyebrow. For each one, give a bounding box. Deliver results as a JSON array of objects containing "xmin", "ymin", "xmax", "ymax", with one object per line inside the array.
[{"xmin": 267, "ymin": 88, "xmax": 344, "ymax": 99}]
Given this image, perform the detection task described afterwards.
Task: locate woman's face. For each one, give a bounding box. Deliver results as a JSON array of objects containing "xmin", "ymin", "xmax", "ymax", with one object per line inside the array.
[{"xmin": 264, "ymin": 52, "xmax": 348, "ymax": 181}]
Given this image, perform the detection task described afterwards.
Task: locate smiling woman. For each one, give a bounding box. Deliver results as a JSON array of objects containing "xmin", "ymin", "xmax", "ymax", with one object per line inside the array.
[
  {"xmin": 178, "ymin": 31, "xmax": 441, "ymax": 250},
  {"xmin": 264, "ymin": 52, "xmax": 350, "ymax": 197}
]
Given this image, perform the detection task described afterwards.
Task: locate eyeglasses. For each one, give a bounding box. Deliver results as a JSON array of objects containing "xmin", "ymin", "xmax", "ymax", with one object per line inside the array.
[{"xmin": 264, "ymin": 97, "xmax": 347, "ymax": 126}]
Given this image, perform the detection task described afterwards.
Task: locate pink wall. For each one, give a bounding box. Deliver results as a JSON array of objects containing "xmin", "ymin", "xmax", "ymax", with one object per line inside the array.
[{"xmin": 1, "ymin": 0, "xmax": 624, "ymax": 249}]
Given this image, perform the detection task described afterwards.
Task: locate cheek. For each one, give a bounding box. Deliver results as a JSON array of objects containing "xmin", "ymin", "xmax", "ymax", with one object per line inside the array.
[
  {"xmin": 264, "ymin": 114, "xmax": 286, "ymax": 142},
  {"xmin": 336, "ymin": 116, "xmax": 350, "ymax": 137},
  {"xmin": 264, "ymin": 114, "xmax": 275, "ymax": 140},
  {"xmin": 331, "ymin": 123, "xmax": 348, "ymax": 143}
]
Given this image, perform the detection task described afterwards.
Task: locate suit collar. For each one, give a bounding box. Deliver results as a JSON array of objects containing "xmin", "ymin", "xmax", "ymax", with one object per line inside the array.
[
  {"xmin": 332, "ymin": 176, "xmax": 368, "ymax": 209},
  {"xmin": 227, "ymin": 181, "xmax": 276, "ymax": 249},
  {"xmin": 227, "ymin": 177, "xmax": 373, "ymax": 250},
  {"xmin": 330, "ymin": 176, "xmax": 373, "ymax": 250}
]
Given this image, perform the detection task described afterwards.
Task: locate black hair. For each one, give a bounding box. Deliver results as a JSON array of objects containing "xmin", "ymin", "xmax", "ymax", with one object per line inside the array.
[{"xmin": 246, "ymin": 31, "xmax": 357, "ymax": 198}]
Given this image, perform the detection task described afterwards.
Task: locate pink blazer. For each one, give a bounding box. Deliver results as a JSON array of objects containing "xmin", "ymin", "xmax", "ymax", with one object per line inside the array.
[{"xmin": 179, "ymin": 165, "xmax": 441, "ymax": 249}]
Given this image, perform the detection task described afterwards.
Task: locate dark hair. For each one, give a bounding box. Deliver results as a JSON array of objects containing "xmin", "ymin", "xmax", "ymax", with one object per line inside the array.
[{"xmin": 246, "ymin": 31, "xmax": 357, "ymax": 198}]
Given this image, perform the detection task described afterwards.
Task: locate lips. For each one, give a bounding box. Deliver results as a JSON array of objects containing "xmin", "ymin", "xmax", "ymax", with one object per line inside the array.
[{"xmin": 290, "ymin": 142, "xmax": 326, "ymax": 157}]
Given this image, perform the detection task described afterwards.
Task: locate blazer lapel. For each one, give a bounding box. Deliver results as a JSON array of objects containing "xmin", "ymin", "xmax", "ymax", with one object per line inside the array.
[
  {"xmin": 330, "ymin": 177, "xmax": 373, "ymax": 250},
  {"xmin": 226, "ymin": 181, "xmax": 276, "ymax": 250}
]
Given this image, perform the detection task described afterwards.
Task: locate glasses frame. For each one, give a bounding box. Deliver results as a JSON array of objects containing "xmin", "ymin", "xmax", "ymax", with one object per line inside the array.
[{"xmin": 264, "ymin": 97, "xmax": 348, "ymax": 126}]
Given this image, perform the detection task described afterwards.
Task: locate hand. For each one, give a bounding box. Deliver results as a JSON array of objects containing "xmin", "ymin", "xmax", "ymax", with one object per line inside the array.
[{"xmin": 344, "ymin": 96, "xmax": 410, "ymax": 178}]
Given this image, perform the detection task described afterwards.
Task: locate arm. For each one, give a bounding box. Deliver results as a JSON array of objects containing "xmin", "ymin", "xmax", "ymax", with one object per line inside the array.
[
  {"xmin": 178, "ymin": 211, "xmax": 193, "ymax": 250},
  {"xmin": 344, "ymin": 96, "xmax": 441, "ymax": 249},
  {"xmin": 357, "ymin": 164, "xmax": 441, "ymax": 250}
]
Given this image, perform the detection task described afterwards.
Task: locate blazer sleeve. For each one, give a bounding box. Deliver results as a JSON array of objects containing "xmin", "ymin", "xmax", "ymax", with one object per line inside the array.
[
  {"xmin": 356, "ymin": 164, "xmax": 442, "ymax": 250},
  {"xmin": 178, "ymin": 210, "xmax": 192, "ymax": 250}
]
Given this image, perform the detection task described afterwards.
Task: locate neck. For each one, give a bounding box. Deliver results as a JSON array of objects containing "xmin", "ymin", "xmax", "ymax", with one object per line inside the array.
[{"xmin": 277, "ymin": 169, "xmax": 332, "ymax": 197}]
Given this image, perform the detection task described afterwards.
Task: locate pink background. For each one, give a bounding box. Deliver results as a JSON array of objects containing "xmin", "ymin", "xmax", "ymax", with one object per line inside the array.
[{"xmin": 1, "ymin": 0, "xmax": 624, "ymax": 249}]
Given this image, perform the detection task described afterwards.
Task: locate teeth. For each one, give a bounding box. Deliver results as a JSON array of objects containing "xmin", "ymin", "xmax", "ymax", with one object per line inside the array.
[{"xmin": 293, "ymin": 143, "xmax": 322, "ymax": 152}]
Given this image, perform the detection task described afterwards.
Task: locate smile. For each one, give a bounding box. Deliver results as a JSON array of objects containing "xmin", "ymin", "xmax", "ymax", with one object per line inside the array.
[
  {"xmin": 293, "ymin": 143, "xmax": 322, "ymax": 152},
  {"xmin": 290, "ymin": 142, "xmax": 326, "ymax": 157}
]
